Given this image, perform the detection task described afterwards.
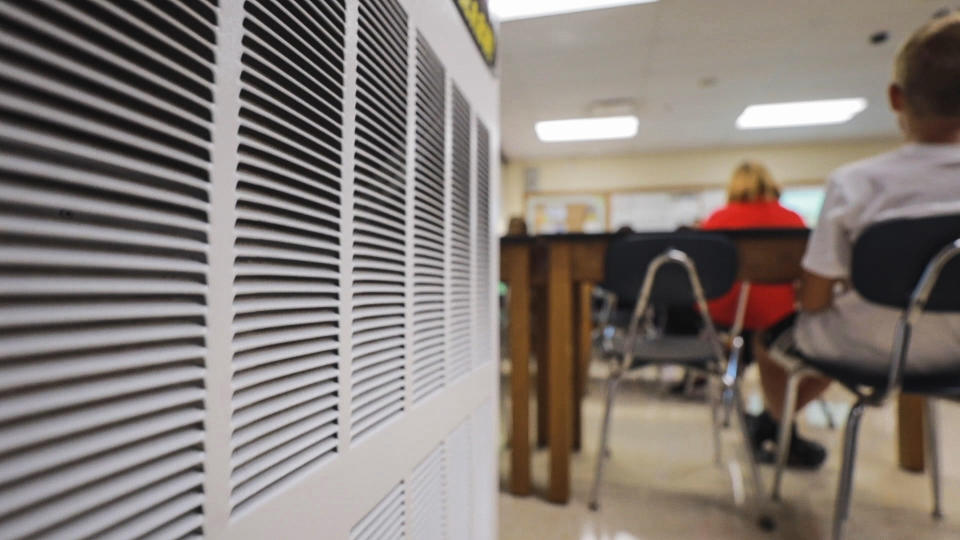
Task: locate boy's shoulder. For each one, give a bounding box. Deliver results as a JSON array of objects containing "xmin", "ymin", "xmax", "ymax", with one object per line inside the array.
[{"xmin": 830, "ymin": 147, "xmax": 908, "ymax": 186}]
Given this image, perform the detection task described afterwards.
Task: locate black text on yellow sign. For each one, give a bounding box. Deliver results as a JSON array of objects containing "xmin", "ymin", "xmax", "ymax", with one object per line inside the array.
[{"xmin": 454, "ymin": 0, "xmax": 497, "ymax": 68}]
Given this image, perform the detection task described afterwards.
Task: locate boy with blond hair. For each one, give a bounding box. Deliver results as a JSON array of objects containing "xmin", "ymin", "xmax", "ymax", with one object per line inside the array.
[{"xmin": 749, "ymin": 12, "xmax": 960, "ymax": 469}]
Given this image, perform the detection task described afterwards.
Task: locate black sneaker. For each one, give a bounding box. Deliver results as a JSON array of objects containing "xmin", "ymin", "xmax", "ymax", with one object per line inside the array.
[
  {"xmin": 745, "ymin": 410, "xmax": 827, "ymax": 470},
  {"xmin": 744, "ymin": 410, "xmax": 778, "ymax": 461},
  {"xmin": 784, "ymin": 430, "xmax": 827, "ymax": 470}
]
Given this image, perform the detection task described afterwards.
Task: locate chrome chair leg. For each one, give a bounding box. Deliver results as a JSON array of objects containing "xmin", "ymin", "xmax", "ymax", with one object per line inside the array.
[
  {"xmin": 709, "ymin": 375, "xmax": 723, "ymax": 465},
  {"xmin": 832, "ymin": 400, "xmax": 867, "ymax": 540},
  {"xmin": 589, "ymin": 371, "xmax": 621, "ymax": 511},
  {"xmin": 819, "ymin": 398, "xmax": 837, "ymax": 430},
  {"xmin": 924, "ymin": 398, "xmax": 943, "ymax": 520},
  {"xmin": 721, "ymin": 341, "xmax": 742, "ymax": 428},
  {"xmin": 732, "ymin": 381, "xmax": 774, "ymax": 530},
  {"xmin": 771, "ymin": 367, "xmax": 804, "ymax": 501}
]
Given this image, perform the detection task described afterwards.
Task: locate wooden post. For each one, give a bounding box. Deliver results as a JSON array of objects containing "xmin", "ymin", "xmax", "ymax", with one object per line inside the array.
[
  {"xmin": 572, "ymin": 281, "xmax": 594, "ymax": 451},
  {"xmin": 534, "ymin": 288, "xmax": 549, "ymax": 448},
  {"xmin": 898, "ymin": 394, "xmax": 926, "ymax": 472},
  {"xmin": 546, "ymin": 242, "xmax": 574, "ymax": 504},
  {"xmin": 503, "ymin": 244, "xmax": 532, "ymax": 495}
]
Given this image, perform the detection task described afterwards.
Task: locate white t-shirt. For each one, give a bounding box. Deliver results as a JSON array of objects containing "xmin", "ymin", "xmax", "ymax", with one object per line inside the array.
[{"xmin": 795, "ymin": 143, "xmax": 960, "ymax": 372}]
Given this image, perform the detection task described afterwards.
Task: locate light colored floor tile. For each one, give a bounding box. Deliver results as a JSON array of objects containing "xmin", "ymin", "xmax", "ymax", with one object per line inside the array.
[{"xmin": 498, "ymin": 370, "xmax": 960, "ymax": 540}]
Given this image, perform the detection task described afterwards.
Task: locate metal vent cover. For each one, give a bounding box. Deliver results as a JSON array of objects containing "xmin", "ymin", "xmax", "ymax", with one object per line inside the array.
[
  {"xmin": 350, "ymin": 482, "xmax": 405, "ymax": 540},
  {"xmin": 0, "ymin": 0, "xmax": 216, "ymax": 536},
  {"xmin": 447, "ymin": 85, "xmax": 472, "ymax": 382},
  {"xmin": 229, "ymin": 0, "xmax": 346, "ymax": 514},
  {"xmin": 411, "ymin": 33, "xmax": 447, "ymax": 403},
  {"xmin": 409, "ymin": 444, "xmax": 445, "ymax": 540},
  {"xmin": 0, "ymin": 1, "xmax": 498, "ymax": 537},
  {"xmin": 474, "ymin": 119, "xmax": 491, "ymax": 368},
  {"xmin": 349, "ymin": 0, "xmax": 410, "ymax": 443}
]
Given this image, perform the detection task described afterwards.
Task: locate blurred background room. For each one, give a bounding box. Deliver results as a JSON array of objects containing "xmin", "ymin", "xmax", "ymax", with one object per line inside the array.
[{"xmin": 493, "ymin": 1, "xmax": 960, "ymax": 539}]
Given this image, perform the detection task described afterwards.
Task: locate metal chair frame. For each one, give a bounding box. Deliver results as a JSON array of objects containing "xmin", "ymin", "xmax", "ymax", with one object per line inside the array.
[
  {"xmin": 768, "ymin": 238, "xmax": 960, "ymax": 540},
  {"xmin": 588, "ymin": 248, "xmax": 772, "ymax": 529}
]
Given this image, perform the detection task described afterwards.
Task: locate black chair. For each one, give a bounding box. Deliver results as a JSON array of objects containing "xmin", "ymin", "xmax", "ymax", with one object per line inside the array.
[
  {"xmin": 767, "ymin": 215, "xmax": 960, "ymax": 540},
  {"xmin": 588, "ymin": 232, "xmax": 770, "ymax": 527}
]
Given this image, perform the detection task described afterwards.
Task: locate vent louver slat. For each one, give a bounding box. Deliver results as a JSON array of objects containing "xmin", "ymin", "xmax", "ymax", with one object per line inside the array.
[
  {"xmin": 0, "ymin": 0, "xmax": 214, "ymax": 537},
  {"xmin": 350, "ymin": 0, "xmax": 409, "ymax": 442},
  {"xmin": 230, "ymin": 0, "xmax": 345, "ymax": 515},
  {"xmin": 448, "ymin": 86, "xmax": 472, "ymax": 381},
  {"xmin": 411, "ymin": 34, "xmax": 447, "ymax": 403},
  {"xmin": 474, "ymin": 120, "xmax": 491, "ymax": 367},
  {"xmin": 409, "ymin": 444, "xmax": 445, "ymax": 540},
  {"xmin": 350, "ymin": 483, "xmax": 405, "ymax": 540}
]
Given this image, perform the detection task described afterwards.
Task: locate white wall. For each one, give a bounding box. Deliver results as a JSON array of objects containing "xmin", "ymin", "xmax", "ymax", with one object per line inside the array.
[
  {"xmin": 499, "ymin": 138, "xmax": 900, "ymax": 232},
  {"xmin": 0, "ymin": 1, "xmax": 499, "ymax": 539}
]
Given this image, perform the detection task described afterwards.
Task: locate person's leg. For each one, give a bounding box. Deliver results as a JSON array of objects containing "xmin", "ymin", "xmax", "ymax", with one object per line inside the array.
[
  {"xmin": 747, "ymin": 329, "xmax": 831, "ymax": 469},
  {"xmin": 753, "ymin": 332, "xmax": 832, "ymax": 421}
]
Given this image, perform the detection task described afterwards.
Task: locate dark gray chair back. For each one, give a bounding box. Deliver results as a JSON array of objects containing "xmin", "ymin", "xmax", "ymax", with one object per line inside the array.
[
  {"xmin": 602, "ymin": 232, "xmax": 738, "ymax": 308},
  {"xmin": 852, "ymin": 215, "xmax": 960, "ymax": 312}
]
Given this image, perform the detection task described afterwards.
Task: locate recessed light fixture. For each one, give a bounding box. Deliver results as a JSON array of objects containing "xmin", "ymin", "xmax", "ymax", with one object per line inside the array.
[
  {"xmin": 489, "ymin": 0, "xmax": 659, "ymax": 21},
  {"xmin": 736, "ymin": 98, "xmax": 868, "ymax": 129},
  {"xmin": 535, "ymin": 115, "xmax": 639, "ymax": 142}
]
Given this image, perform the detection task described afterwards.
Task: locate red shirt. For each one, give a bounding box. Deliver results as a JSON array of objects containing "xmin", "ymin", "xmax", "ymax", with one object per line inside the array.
[{"xmin": 702, "ymin": 201, "xmax": 806, "ymax": 330}]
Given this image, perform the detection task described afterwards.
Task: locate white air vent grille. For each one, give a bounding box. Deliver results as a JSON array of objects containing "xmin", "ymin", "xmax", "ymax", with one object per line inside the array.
[
  {"xmin": 411, "ymin": 34, "xmax": 447, "ymax": 403},
  {"xmin": 350, "ymin": 482, "xmax": 405, "ymax": 540},
  {"xmin": 409, "ymin": 444, "xmax": 445, "ymax": 540},
  {"xmin": 0, "ymin": 0, "xmax": 215, "ymax": 537},
  {"xmin": 474, "ymin": 120, "xmax": 491, "ymax": 367},
  {"xmin": 349, "ymin": 0, "xmax": 409, "ymax": 442},
  {"xmin": 446, "ymin": 418, "xmax": 473, "ymax": 540},
  {"xmin": 448, "ymin": 86, "xmax": 472, "ymax": 381},
  {"xmin": 230, "ymin": 0, "xmax": 345, "ymax": 513}
]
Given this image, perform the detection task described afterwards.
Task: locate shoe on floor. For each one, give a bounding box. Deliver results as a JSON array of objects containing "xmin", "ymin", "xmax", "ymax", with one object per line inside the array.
[{"xmin": 745, "ymin": 410, "xmax": 827, "ymax": 470}]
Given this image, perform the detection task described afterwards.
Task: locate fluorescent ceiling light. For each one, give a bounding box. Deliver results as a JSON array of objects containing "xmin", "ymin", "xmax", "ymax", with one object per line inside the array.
[
  {"xmin": 736, "ymin": 98, "xmax": 868, "ymax": 129},
  {"xmin": 489, "ymin": 0, "xmax": 659, "ymax": 21},
  {"xmin": 535, "ymin": 115, "xmax": 639, "ymax": 142}
]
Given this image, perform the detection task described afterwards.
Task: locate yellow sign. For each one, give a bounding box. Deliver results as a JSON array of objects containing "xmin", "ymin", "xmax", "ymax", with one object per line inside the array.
[{"xmin": 454, "ymin": 0, "xmax": 497, "ymax": 67}]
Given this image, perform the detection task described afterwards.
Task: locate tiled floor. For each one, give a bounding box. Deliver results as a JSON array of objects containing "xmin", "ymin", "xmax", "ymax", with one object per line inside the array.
[{"xmin": 498, "ymin": 368, "xmax": 960, "ymax": 540}]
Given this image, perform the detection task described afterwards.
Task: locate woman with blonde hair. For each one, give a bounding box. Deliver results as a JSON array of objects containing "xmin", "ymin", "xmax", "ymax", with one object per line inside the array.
[
  {"xmin": 701, "ymin": 162, "xmax": 826, "ymax": 469},
  {"xmin": 725, "ymin": 161, "xmax": 782, "ymax": 203},
  {"xmin": 703, "ymin": 161, "xmax": 805, "ymax": 329}
]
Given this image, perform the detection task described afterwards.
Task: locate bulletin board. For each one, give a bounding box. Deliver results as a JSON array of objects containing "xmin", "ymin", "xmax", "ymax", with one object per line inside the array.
[{"xmin": 525, "ymin": 193, "xmax": 608, "ymax": 234}]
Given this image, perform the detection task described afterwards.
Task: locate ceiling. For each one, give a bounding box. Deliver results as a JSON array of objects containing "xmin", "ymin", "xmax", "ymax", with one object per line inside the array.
[{"xmin": 498, "ymin": 0, "xmax": 953, "ymax": 159}]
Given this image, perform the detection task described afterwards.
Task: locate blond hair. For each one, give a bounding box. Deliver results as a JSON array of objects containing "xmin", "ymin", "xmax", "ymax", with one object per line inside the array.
[
  {"xmin": 726, "ymin": 161, "xmax": 781, "ymax": 203},
  {"xmin": 894, "ymin": 12, "xmax": 960, "ymax": 118}
]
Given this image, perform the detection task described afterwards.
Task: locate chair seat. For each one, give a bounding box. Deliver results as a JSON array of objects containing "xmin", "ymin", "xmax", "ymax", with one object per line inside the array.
[
  {"xmin": 788, "ymin": 348, "xmax": 960, "ymax": 397},
  {"xmin": 630, "ymin": 335, "xmax": 717, "ymax": 367}
]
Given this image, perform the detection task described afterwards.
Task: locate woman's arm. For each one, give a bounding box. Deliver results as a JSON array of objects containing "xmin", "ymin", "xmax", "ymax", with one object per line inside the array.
[{"xmin": 798, "ymin": 270, "xmax": 838, "ymax": 313}]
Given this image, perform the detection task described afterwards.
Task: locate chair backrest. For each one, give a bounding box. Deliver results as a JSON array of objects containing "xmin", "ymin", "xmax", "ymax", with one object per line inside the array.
[
  {"xmin": 852, "ymin": 214, "xmax": 960, "ymax": 312},
  {"xmin": 602, "ymin": 232, "xmax": 738, "ymax": 307}
]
